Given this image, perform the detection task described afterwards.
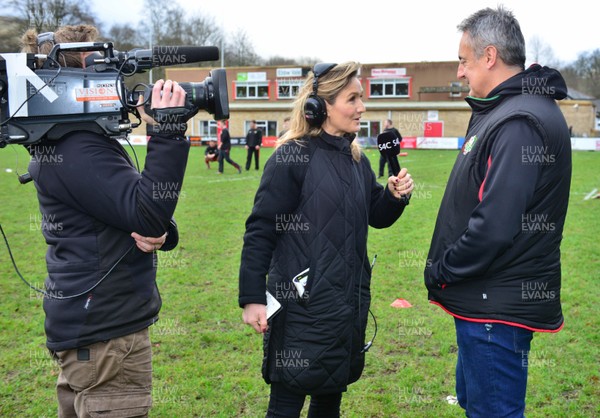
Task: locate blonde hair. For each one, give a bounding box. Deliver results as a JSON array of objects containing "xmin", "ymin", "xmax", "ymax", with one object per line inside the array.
[
  {"xmin": 21, "ymin": 24, "xmax": 99, "ymax": 68},
  {"xmin": 277, "ymin": 61, "xmax": 363, "ymax": 162}
]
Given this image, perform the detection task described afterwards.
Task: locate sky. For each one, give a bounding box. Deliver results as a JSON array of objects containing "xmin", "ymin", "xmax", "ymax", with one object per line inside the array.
[{"xmin": 92, "ymin": 0, "xmax": 597, "ymax": 66}]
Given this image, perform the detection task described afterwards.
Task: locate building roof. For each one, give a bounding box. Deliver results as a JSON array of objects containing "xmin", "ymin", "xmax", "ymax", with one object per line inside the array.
[{"xmin": 566, "ymin": 87, "xmax": 596, "ymax": 100}]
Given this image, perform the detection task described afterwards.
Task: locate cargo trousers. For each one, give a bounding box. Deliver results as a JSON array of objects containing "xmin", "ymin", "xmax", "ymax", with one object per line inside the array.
[{"xmin": 51, "ymin": 328, "xmax": 152, "ymax": 418}]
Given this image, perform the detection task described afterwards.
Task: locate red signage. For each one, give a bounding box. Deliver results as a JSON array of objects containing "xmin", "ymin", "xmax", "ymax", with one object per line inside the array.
[{"xmin": 424, "ymin": 122, "xmax": 444, "ymax": 137}]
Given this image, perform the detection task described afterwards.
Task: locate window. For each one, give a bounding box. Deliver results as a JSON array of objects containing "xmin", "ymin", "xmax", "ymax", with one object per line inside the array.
[
  {"xmin": 359, "ymin": 120, "xmax": 381, "ymax": 139},
  {"xmin": 277, "ymin": 79, "xmax": 303, "ymax": 99},
  {"xmin": 245, "ymin": 120, "xmax": 278, "ymax": 137},
  {"xmin": 368, "ymin": 78, "xmax": 410, "ymax": 98},
  {"xmin": 199, "ymin": 120, "xmax": 219, "ymax": 140},
  {"xmin": 235, "ymin": 81, "xmax": 270, "ymax": 99},
  {"xmin": 450, "ymin": 81, "xmax": 463, "ymax": 97},
  {"xmin": 358, "ymin": 120, "xmax": 381, "ymax": 147}
]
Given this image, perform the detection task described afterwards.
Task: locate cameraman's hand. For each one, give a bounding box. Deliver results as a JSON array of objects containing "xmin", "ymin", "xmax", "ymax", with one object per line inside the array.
[
  {"xmin": 242, "ymin": 303, "xmax": 268, "ymax": 333},
  {"xmin": 131, "ymin": 231, "xmax": 167, "ymax": 253},
  {"xmin": 137, "ymin": 79, "xmax": 186, "ymax": 126}
]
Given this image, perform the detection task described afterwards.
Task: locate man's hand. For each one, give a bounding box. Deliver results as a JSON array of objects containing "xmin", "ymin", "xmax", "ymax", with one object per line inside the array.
[
  {"xmin": 136, "ymin": 79, "xmax": 186, "ymax": 125},
  {"xmin": 137, "ymin": 79, "xmax": 197, "ymax": 135},
  {"xmin": 131, "ymin": 232, "xmax": 167, "ymax": 253}
]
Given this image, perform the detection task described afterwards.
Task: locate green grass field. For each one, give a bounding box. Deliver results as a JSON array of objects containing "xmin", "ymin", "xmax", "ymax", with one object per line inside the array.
[{"xmin": 0, "ymin": 144, "xmax": 598, "ymax": 417}]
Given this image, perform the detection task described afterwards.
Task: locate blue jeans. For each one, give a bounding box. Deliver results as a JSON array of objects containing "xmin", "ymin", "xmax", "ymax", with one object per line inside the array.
[
  {"xmin": 454, "ymin": 318, "xmax": 534, "ymax": 418},
  {"xmin": 266, "ymin": 383, "xmax": 342, "ymax": 418}
]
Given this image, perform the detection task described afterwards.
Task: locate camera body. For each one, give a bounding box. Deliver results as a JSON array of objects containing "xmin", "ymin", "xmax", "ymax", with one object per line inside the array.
[{"xmin": 0, "ymin": 41, "xmax": 229, "ymax": 147}]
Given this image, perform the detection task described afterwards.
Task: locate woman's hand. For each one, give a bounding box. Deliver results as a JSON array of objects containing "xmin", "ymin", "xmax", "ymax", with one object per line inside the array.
[
  {"xmin": 242, "ymin": 303, "xmax": 268, "ymax": 333},
  {"xmin": 388, "ymin": 167, "xmax": 414, "ymax": 200}
]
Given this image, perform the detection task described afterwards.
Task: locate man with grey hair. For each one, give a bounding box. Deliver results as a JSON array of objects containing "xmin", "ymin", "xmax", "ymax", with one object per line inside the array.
[{"xmin": 424, "ymin": 6, "xmax": 571, "ymax": 417}]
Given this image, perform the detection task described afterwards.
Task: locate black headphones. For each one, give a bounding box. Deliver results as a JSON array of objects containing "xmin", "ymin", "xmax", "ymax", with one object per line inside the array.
[{"xmin": 304, "ymin": 63, "xmax": 337, "ymax": 127}]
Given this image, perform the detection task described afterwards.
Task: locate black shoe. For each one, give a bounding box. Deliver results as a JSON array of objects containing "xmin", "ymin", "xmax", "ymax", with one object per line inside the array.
[{"xmin": 237, "ymin": 167, "xmax": 242, "ymax": 174}]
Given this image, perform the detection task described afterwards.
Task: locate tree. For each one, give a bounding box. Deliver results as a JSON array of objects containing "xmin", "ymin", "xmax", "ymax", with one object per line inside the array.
[
  {"xmin": 142, "ymin": 0, "xmax": 185, "ymax": 45},
  {"xmin": 0, "ymin": 16, "xmax": 26, "ymax": 52},
  {"xmin": 10, "ymin": 0, "xmax": 98, "ymax": 33},
  {"xmin": 224, "ymin": 29, "xmax": 262, "ymax": 67},
  {"xmin": 527, "ymin": 35, "xmax": 558, "ymax": 67},
  {"xmin": 182, "ymin": 15, "xmax": 223, "ymax": 48},
  {"xmin": 264, "ymin": 55, "xmax": 299, "ymax": 66},
  {"xmin": 574, "ymin": 49, "xmax": 600, "ymax": 98},
  {"xmin": 560, "ymin": 49, "xmax": 600, "ymax": 99},
  {"xmin": 140, "ymin": 0, "xmax": 225, "ymax": 81},
  {"xmin": 106, "ymin": 24, "xmax": 141, "ymax": 51},
  {"xmin": 263, "ymin": 56, "xmax": 322, "ymax": 67}
]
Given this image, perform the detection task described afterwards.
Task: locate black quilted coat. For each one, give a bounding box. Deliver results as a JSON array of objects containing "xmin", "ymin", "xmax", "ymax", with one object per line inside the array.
[{"xmin": 239, "ymin": 132, "xmax": 408, "ymax": 395}]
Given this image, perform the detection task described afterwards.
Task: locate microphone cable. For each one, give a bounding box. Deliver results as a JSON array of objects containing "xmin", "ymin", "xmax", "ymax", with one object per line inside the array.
[
  {"xmin": 351, "ymin": 159, "xmax": 378, "ymax": 353},
  {"xmin": 362, "ymin": 254, "xmax": 379, "ymax": 353}
]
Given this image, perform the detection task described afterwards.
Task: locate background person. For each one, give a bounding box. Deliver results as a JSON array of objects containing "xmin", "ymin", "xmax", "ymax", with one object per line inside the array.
[
  {"xmin": 239, "ymin": 61, "xmax": 413, "ymax": 417},
  {"xmin": 204, "ymin": 139, "xmax": 219, "ymax": 169},
  {"xmin": 278, "ymin": 116, "xmax": 291, "ymax": 138},
  {"xmin": 245, "ymin": 119, "xmax": 262, "ymax": 171},
  {"xmin": 218, "ymin": 125, "xmax": 242, "ymax": 174},
  {"xmin": 22, "ymin": 25, "xmax": 196, "ymax": 417},
  {"xmin": 424, "ymin": 6, "xmax": 572, "ymax": 418},
  {"xmin": 378, "ymin": 118, "xmax": 402, "ymax": 178}
]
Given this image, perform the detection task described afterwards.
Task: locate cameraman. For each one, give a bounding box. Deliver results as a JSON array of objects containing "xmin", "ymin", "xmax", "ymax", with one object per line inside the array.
[{"xmin": 22, "ymin": 25, "xmax": 194, "ymax": 417}]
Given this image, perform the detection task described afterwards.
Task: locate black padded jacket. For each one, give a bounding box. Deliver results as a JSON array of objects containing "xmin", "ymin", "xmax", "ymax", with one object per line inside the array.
[
  {"xmin": 239, "ymin": 132, "xmax": 408, "ymax": 395},
  {"xmin": 424, "ymin": 65, "xmax": 572, "ymax": 332},
  {"xmin": 28, "ymin": 131, "xmax": 189, "ymax": 351}
]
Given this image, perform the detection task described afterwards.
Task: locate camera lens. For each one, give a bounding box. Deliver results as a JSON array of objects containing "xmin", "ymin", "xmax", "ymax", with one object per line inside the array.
[{"xmin": 180, "ymin": 69, "xmax": 229, "ymax": 121}]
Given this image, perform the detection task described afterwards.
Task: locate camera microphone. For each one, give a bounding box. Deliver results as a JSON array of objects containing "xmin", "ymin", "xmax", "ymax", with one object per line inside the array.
[{"xmin": 377, "ymin": 130, "xmax": 402, "ymax": 176}]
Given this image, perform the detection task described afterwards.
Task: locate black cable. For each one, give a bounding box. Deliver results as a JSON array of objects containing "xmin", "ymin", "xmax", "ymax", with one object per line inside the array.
[
  {"xmin": 351, "ymin": 160, "xmax": 378, "ymax": 353},
  {"xmin": 0, "ymin": 222, "xmax": 134, "ymax": 299},
  {"xmin": 116, "ymin": 58, "xmax": 132, "ymax": 111},
  {"xmin": 0, "ymin": 54, "xmax": 141, "ymax": 299},
  {"xmin": 362, "ymin": 254, "xmax": 379, "ymax": 353},
  {"xmin": 363, "ymin": 306, "xmax": 378, "ymax": 353},
  {"xmin": 122, "ymin": 134, "xmax": 140, "ymax": 172}
]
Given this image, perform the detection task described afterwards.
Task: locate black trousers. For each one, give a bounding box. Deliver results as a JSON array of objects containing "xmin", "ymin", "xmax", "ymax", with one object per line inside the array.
[
  {"xmin": 218, "ymin": 149, "xmax": 240, "ymax": 173},
  {"xmin": 379, "ymin": 154, "xmax": 393, "ymax": 177},
  {"xmin": 246, "ymin": 147, "xmax": 260, "ymax": 170},
  {"xmin": 266, "ymin": 383, "xmax": 342, "ymax": 418}
]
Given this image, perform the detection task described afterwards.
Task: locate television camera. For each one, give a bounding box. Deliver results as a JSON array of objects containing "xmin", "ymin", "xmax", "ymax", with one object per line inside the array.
[{"xmin": 0, "ymin": 41, "xmax": 229, "ymax": 148}]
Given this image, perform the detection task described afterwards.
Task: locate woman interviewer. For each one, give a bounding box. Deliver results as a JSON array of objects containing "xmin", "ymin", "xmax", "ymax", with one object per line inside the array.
[{"xmin": 238, "ymin": 61, "xmax": 414, "ymax": 417}]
